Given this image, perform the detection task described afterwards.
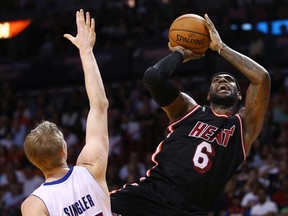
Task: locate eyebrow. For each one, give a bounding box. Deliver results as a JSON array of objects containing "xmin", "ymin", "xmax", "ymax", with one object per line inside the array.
[{"xmin": 213, "ymin": 75, "xmax": 234, "ymax": 81}]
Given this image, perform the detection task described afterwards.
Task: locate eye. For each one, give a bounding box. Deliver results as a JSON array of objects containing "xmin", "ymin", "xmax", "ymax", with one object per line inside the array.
[{"xmin": 225, "ymin": 76, "xmax": 234, "ymax": 82}]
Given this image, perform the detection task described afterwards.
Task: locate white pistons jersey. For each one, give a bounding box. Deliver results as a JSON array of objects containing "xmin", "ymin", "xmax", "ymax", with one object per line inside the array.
[{"xmin": 31, "ymin": 166, "xmax": 111, "ymax": 216}]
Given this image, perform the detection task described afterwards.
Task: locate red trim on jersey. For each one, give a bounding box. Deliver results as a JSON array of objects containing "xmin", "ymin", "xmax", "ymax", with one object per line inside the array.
[
  {"xmin": 146, "ymin": 141, "xmax": 164, "ymax": 177},
  {"xmin": 167, "ymin": 105, "xmax": 200, "ymax": 133},
  {"xmin": 235, "ymin": 114, "xmax": 246, "ymax": 160},
  {"xmin": 110, "ymin": 182, "xmax": 139, "ymax": 195}
]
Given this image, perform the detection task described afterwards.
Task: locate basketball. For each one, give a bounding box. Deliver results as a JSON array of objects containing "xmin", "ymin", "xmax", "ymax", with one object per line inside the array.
[{"xmin": 169, "ymin": 14, "xmax": 211, "ymax": 54}]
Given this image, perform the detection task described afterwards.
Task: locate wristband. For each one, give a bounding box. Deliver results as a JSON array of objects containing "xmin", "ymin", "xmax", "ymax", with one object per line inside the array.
[{"xmin": 218, "ymin": 44, "xmax": 227, "ymax": 55}]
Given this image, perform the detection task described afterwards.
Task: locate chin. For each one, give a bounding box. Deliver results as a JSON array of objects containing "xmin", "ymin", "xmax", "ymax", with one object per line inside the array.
[{"xmin": 210, "ymin": 94, "xmax": 236, "ymax": 107}]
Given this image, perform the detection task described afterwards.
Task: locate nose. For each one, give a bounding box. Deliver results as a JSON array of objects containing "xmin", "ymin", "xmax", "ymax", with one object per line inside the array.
[{"xmin": 218, "ymin": 77, "xmax": 227, "ymax": 83}]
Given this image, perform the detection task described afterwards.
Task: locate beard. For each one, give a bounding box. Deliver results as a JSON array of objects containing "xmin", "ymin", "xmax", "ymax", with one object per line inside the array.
[{"xmin": 210, "ymin": 92, "xmax": 238, "ymax": 107}]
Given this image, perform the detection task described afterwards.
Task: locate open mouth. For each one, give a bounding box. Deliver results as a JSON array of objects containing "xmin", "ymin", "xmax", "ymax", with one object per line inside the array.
[{"xmin": 218, "ymin": 84, "xmax": 230, "ymax": 92}]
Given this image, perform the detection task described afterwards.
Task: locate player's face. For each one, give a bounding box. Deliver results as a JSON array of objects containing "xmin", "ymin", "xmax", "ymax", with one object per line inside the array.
[{"xmin": 208, "ymin": 74, "xmax": 240, "ymax": 107}]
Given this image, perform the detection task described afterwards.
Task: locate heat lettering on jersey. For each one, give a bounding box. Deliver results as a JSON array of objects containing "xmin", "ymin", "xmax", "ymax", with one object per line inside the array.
[
  {"xmin": 63, "ymin": 194, "xmax": 95, "ymax": 216},
  {"xmin": 189, "ymin": 121, "xmax": 235, "ymax": 147}
]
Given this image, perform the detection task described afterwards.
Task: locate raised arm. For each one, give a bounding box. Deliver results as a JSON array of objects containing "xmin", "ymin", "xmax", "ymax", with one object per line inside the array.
[
  {"xmin": 204, "ymin": 14, "xmax": 271, "ymax": 153},
  {"xmin": 143, "ymin": 45, "xmax": 202, "ymax": 122},
  {"xmin": 64, "ymin": 10, "xmax": 109, "ymax": 192}
]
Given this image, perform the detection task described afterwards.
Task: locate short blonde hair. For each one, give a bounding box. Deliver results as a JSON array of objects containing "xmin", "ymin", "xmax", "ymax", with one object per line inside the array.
[{"xmin": 24, "ymin": 121, "xmax": 66, "ymax": 172}]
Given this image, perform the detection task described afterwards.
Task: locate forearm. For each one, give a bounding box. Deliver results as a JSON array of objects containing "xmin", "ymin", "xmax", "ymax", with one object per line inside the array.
[
  {"xmin": 219, "ymin": 45, "xmax": 269, "ymax": 83},
  {"xmin": 80, "ymin": 50, "xmax": 108, "ymax": 109},
  {"xmin": 153, "ymin": 51, "xmax": 184, "ymax": 77},
  {"xmin": 143, "ymin": 51, "xmax": 183, "ymax": 107}
]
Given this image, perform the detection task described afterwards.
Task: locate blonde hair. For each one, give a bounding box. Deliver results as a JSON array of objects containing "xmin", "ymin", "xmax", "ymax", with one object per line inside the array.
[{"xmin": 24, "ymin": 121, "xmax": 66, "ymax": 172}]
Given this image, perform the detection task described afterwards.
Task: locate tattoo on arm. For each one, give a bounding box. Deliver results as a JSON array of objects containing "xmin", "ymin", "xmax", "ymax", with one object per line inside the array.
[
  {"xmin": 227, "ymin": 49, "xmax": 258, "ymax": 72},
  {"xmin": 242, "ymin": 58, "xmax": 256, "ymax": 71},
  {"xmin": 246, "ymin": 85, "xmax": 257, "ymax": 105}
]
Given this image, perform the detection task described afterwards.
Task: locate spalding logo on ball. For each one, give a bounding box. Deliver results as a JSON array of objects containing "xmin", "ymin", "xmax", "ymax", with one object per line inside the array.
[{"xmin": 169, "ymin": 14, "xmax": 211, "ymax": 54}]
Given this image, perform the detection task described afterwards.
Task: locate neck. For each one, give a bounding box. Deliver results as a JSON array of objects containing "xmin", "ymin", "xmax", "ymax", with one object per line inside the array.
[
  {"xmin": 43, "ymin": 165, "xmax": 70, "ymax": 182},
  {"xmin": 210, "ymin": 103, "xmax": 237, "ymax": 115}
]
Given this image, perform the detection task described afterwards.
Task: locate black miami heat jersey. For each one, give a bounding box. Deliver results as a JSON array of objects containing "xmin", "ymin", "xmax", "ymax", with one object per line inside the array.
[{"xmin": 111, "ymin": 105, "xmax": 246, "ymax": 215}]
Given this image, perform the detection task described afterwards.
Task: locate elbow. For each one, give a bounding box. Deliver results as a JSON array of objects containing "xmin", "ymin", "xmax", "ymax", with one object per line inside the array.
[
  {"xmin": 143, "ymin": 66, "xmax": 161, "ymax": 89},
  {"xmin": 102, "ymin": 98, "xmax": 109, "ymax": 110},
  {"xmin": 92, "ymin": 97, "xmax": 109, "ymax": 111},
  {"xmin": 260, "ymin": 69, "xmax": 271, "ymax": 86},
  {"xmin": 253, "ymin": 68, "xmax": 270, "ymax": 86}
]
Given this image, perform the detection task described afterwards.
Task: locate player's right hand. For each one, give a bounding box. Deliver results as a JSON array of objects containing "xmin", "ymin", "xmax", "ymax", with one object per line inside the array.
[
  {"xmin": 64, "ymin": 9, "xmax": 96, "ymax": 52},
  {"xmin": 168, "ymin": 42, "xmax": 204, "ymax": 63}
]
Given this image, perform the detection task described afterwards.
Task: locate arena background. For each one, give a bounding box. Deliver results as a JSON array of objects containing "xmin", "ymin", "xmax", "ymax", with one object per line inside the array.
[{"xmin": 0, "ymin": 0, "xmax": 288, "ymax": 215}]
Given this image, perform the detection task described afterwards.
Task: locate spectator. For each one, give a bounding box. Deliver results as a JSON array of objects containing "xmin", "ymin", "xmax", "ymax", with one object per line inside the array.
[
  {"xmin": 250, "ymin": 186, "xmax": 278, "ymax": 216},
  {"xmin": 22, "ymin": 165, "xmax": 44, "ymax": 197},
  {"xmin": 241, "ymin": 181, "xmax": 261, "ymax": 209},
  {"xmin": 2, "ymin": 182, "xmax": 25, "ymax": 208},
  {"xmin": 120, "ymin": 114, "xmax": 141, "ymax": 145},
  {"xmin": 118, "ymin": 151, "xmax": 146, "ymax": 183},
  {"xmin": 225, "ymin": 192, "xmax": 247, "ymax": 216},
  {"xmin": 272, "ymin": 178, "xmax": 288, "ymax": 212}
]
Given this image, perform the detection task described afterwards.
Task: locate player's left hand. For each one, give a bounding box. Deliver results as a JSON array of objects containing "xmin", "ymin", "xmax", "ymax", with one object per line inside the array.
[{"xmin": 203, "ymin": 14, "xmax": 225, "ymax": 53}]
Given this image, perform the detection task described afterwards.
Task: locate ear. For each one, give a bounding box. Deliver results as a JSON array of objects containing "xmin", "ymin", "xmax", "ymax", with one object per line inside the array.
[
  {"xmin": 207, "ymin": 92, "xmax": 211, "ymax": 102},
  {"xmin": 62, "ymin": 145, "xmax": 68, "ymax": 158},
  {"xmin": 237, "ymin": 92, "xmax": 242, "ymax": 101}
]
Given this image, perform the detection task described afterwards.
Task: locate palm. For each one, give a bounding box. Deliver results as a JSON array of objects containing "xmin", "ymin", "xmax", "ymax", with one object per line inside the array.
[{"xmin": 64, "ymin": 10, "xmax": 96, "ymax": 51}]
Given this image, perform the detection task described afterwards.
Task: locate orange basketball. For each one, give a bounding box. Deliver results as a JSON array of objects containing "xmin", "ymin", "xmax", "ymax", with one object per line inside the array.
[{"xmin": 169, "ymin": 14, "xmax": 211, "ymax": 54}]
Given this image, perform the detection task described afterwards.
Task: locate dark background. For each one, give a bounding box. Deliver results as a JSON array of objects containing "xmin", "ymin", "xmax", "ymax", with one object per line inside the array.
[{"xmin": 0, "ymin": 0, "xmax": 288, "ymax": 215}]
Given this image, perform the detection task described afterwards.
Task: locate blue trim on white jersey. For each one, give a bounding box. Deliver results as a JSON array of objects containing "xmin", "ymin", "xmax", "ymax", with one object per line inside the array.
[{"xmin": 43, "ymin": 167, "xmax": 74, "ymax": 186}]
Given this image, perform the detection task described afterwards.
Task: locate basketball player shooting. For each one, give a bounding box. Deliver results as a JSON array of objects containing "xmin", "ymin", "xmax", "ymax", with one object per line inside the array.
[{"xmin": 110, "ymin": 14, "xmax": 271, "ymax": 215}]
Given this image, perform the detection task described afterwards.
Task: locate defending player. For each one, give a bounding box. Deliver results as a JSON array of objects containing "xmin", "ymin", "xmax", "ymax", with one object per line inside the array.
[{"xmin": 21, "ymin": 10, "xmax": 111, "ymax": 216}]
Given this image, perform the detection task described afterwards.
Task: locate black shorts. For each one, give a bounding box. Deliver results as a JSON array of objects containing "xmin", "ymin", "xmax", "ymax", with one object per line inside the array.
[{"xmin": 110, "ymin": 182, "xmax": 208, "ymax": 216}]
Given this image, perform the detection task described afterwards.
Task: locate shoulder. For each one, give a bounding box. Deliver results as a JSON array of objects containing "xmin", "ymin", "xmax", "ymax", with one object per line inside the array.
[
  {"xmin": 266, "ymin": 200, "xmax": 278, "ymax": 208},
  {"xmin": 182, "ymin": 92, "xmax": 197, "ymax": 106},
  {"xmin": 164, "ymin": 92, "xmax": 198, "ymax": 122},
  {"xmin": 21, "ymin": 195, "xmax": 48, "ymax": 216},
  {"xmin": 74, "ymin": 166, "xmax": 92, "ymax": 176},
  {"xmin": 237, "ymin": 107, "xmax": 245, "ymax": 119}
]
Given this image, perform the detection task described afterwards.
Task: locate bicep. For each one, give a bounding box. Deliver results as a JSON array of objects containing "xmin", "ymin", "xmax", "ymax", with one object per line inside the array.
[{"xmin": 162, "ymin": 92, "xmax": 197, "ymax": 121}]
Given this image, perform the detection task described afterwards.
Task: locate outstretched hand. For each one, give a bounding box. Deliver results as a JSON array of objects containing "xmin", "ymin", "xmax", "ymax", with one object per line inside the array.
[
  {"xmin": 168, "ymin": 42, "xmax": 204, "ymax": 63},
  {"xmin": 64, "ymin": 9, "xmax": 96, "ymax": 52}
]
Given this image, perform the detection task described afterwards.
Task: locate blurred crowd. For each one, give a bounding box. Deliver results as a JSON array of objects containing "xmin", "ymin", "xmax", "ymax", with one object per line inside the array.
[
  {"xmin": 0, "ymin": 0, "xmax": 288, "ymax": 216},
  {"xmin": 0, "ymin": 0, "xmax": 287, "ymax": 64}
]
